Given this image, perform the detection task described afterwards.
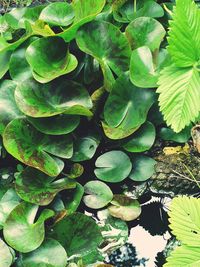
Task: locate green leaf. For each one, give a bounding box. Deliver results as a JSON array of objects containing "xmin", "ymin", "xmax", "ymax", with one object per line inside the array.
[
  {"xmin": 168, "ymin": 0, "xmax": 200, "ymax": 67},
  {"xmin": 0, "ymin": 239, "xmax": 14, "ymax": 267},
  {"xmin": 15, "ymin": 167, "xmax": 76, "ymax": 206},
  {"xmin": 0, "ymin": 80, "xmax": 23, "ymax": 135},
  {"xmin": 164, "ymin": 245, "xmax": 200, "ymax": 267},
  {"xmin": 122, "ymin": 122, "xmax": 156, "ymax": 152},
  {"xmin": 64, "ymin": 183, "xmax": 84, "ymax": 215},
  {"xmin": 19, "ymin": 238, "xmax": 67, "ymax": 267},
  {"xmin": 71, "ymin": 134, "xmax": 100, "ymax": 162},
  {"xmin": 40, "ymin": 2, "xmax": 74, "ymax": 26},
  {"xmin": 129, "ymin": 155, "xmax": 156, "ymax": 182},
  {"xmin": 25, "ymin": 36, "xmax": 77, "ymax": 83},
  {"xmin": 76, "ymin": 21, "xmax": 131, "ymax": 90},
  {"xmin": 113, "ymin": 0, "xmax": 164, "ymax": 23},
  {"xmin": 159, "ymin": 126, "xmax": 192, "ymax": 143},
  {"xmin": 104, "ymin": 73, "xmax": 155, "ymax": 130},
  {"xmin": 0, "ymin": 189, "xmax": 21, "ymax": 229},
  {"xmin": 157, "ymin": 65, "xmax": 200, "ymax": 132},
  {"xmin": 125, "ymin": 17, "xmax": 165, "ymax": 51},
  {"xmin": 58, "ymin": 0, "xmax": 106, "ymax": 42},
  {"xmin": 108, "ymin": 195, "xmax": 141, "ymax": 221},
  {"xmin": 9, "ymin": 38, "xmax": 37, "ymax": 82},
  {"xmin": 101, "ymin": 121, "xmax": 140, "ymax": 140},
  {"xmin": 0, "ymin": 50, "xmax": 11, "ymax": 79},
  {"xmin": 94, "ymin": 151, "xmax": 132, "ymax": 183},
  {"xmin": 49, "ymin": 212, "xmax": 103, "ymax": 258},
  {"xmin": 15, "ymin": 78, "xmax": 92, "ymax": 117},
  {"xmin": 83, "ymin": 181, "xmax": 113, "ymax": 209},
  {"xmin": 130, "ymin": 47, "xmax": 170, "ymax": 88},
  {"xmin": 3, "ymin": 202, "xmax": 54, "ymax": 253},
  {"xmin": 28, "ymin": 114, "xmax": 80, "ymax": 135},
  {"xmin": 168, "ymin": 196, "xmax": 200, "ymax": 246},
  {"xmin": 3, "ymin": 118, "xmax": 65, "ymax": 176}
]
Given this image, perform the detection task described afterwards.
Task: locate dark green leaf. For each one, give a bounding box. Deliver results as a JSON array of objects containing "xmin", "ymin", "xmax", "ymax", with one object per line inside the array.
[
  {"xmin": 123, "ymin": 122, "xmax": 156, "ymax": 152},
  {"xmin": 15, "ymin": 78, "xmax": 92, "ymax": 117},
  {"xmin": 15, "ymin": 167, "xmax": 76, "ymax": 206}
]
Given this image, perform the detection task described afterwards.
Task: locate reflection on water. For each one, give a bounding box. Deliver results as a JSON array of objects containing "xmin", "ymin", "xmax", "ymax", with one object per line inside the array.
[{"xmin": 106, "ymin": 196, "xmax": 172, "ymax": 267}]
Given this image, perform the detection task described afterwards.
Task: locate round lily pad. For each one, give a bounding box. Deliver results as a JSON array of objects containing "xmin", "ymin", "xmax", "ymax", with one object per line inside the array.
[
  {"xmin": 19, "ymin": 238, "xmax": 67, "ymax": 267},
  {"xmin": 159, "ymin": 126, "xmax": 192, "ymax": 143},
  {"xmin": 129, "ymin": 155, "xmax": 156, "ymax": 182},
  {"xmin": 83, "ymin": 181, "xmax": 113, "ymax": 209},
  {"xmin": 94, "ymin": 151, "xmax": 132, "ymax": 183},
  {"xmin": 40, "ymin": 2, "xmax": 74, "ymax": 26},
  {"xmin": 123, "ymin": 121, "xmax": 156, "ymax": 152},
  {"xmin": 108, "ymin": 195, "xmax": 141, "ymax": 221},
  {"xmin": 3, "ymin": 202, "xmax": 54, "ymax": 253}
]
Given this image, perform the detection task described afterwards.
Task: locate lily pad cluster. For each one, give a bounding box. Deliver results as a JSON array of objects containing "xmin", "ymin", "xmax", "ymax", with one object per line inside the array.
[{"xmin": 0, "ymin": 0, "xmax": 195, "ymax": 265}]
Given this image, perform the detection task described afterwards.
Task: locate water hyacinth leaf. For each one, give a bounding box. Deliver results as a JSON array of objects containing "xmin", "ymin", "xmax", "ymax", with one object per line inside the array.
[
  {"xmin": 159, "ymin": 126, "xmax": 192, "ymax": 143},
  {"xmin": 94, "ymin": 151, "xmax": 132, "ymax": 183},
  {"xmin": 9, "ymin": 38, "xmax": 37, "ymax": 82},
  {"xmin": 15, "ymin": 167, "xmax": 76, "ymax": 206},
  {"xmin": 49, "ymin": 212, "xmax": 103, "ymax": 257},
  {"xmin": 66, "ymin": 163, "xmax": 84, "ymax": 179},
  {"xmin": 102, "ymin": 121, "xmax": 140, "ymax": 140},
  {"xmin": 40, "ymin": 2, "xmax": 74, "ymax": 26},
  {"xmin": 19, "ymin": 238, "xmax": 67, "ymax": 267},
  {"xmin": 4, "ymin": 8, "xmax": 26, "ymax": 29},
  {"xmin": 104, "ymin": 74, "xmax": 155, "ymax": 130},
  {"xmin": 3, "ymin": 202, "xmax": 54, "ymax": 253},
  {"xmin": 0, "ymin": 239, "xmax": 14, "ymax": 267},
  {"xmin": 123, "ymin": 122, "xmax": 156, "ymax": 152},
  {"xmin": 0, "ymin": 80, "xmax": 23, "ymax": 135},
  {"xmin": 71, "ymin": 134, "xmax": 100, "ymax": 162},
  {"xmin": 113, "ymin": 0, "xmax": 164, "ymax": 23},
  {"xmin": 83, "ymin": 181, "xmax": 113, "ymax": 209},
  {"xmin": 0, "ymin": 189, "xmax": 21, "ymax": 230},
  {"xmin": 28, "ymin": 114, "xmax": 80, "ymax": 135},
  {"xmin": 76, "ymin": 21, "xmax": 131, "ymax": 90},
  {"xmin": 129, "ymin": 155, "xmax": 156, "ymax": 182},
  {"xmin": 18, "ymin": 5, "xmax": 45, "ymax": 28},
  {"xmin": 108, "ymin": 195, "xmax": 141, "ymax": 221},
  {"xmin": 15, "ymin": 78, "xmax": 92, "ymax": 117},
  {"xmin": 0, "ymin": 50, "xmax": 11, "ymax": 79},
  {"xmin": 25, "ymin": 36, "xmax": 77, "ymax": 82},
  {"xmin": 3, "ymin": 118, "xmax": 64, "ymax": 176},
  {"xmin": 125, "ymin": 17, "xmax": 165, "ymax": 51},
  {"xmin": 58, "ymin": 0, "xmax": 106, "ymax": 42}
]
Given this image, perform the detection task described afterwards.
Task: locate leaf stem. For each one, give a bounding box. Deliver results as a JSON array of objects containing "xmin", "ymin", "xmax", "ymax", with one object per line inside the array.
[
  {"xmin": 183, "ymin": 163, "xmax": 200, "ymax": 190},
  {"xmin": 134, "ymin": 0, "xmax": 137, "ymax": 13}
]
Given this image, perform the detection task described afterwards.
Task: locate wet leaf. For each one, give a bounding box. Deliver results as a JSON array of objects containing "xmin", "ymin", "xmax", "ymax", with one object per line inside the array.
[
  {"xmin": 25, "ymin": 36, "xmax": 77, "ymax": 82},
  {"xmin": 76, "ymin": 21, "xmax": 131, "ymax": 90},
  {"xmin": 3, "ymin": 202, "xmax": 54, "ymax": 252},
  {"xmin": 40, "ymin": 2, "xmax": 74, "ymax": 27},
  {"xmin": 108, "ymin": 195, "xmax": 141, "ymax": 221},
  {"xmin": 0, "ymin": 239, "xmax": 14, "ymax": 267},
  {"xmin": 49, "ymin": 212, "xmax": 103, "ymax": 258},
  {"xmin": 94, "ymin": 151, "xmax": 132, "ymax": 183},
  {"xmin": 123, "ymin": 122, "xmax": 156, "ymax": 152},
  {"xmin": 19, "ymin": 238, "xmax": 67, "ymax": 267},
  {"xmin": 15, "ymin": 78, "xmax": 92, "ymax": 117},
  {"xmin": 15, "ymin": 167, "xmax": 76, "ymax": 205},
  {"xmin": 83, "ymin": 181, "xmax": 113, "ymax": 209},
  {"xmin": 129, "ymin": 155, "xmax": 156, "ymax": 182}
]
